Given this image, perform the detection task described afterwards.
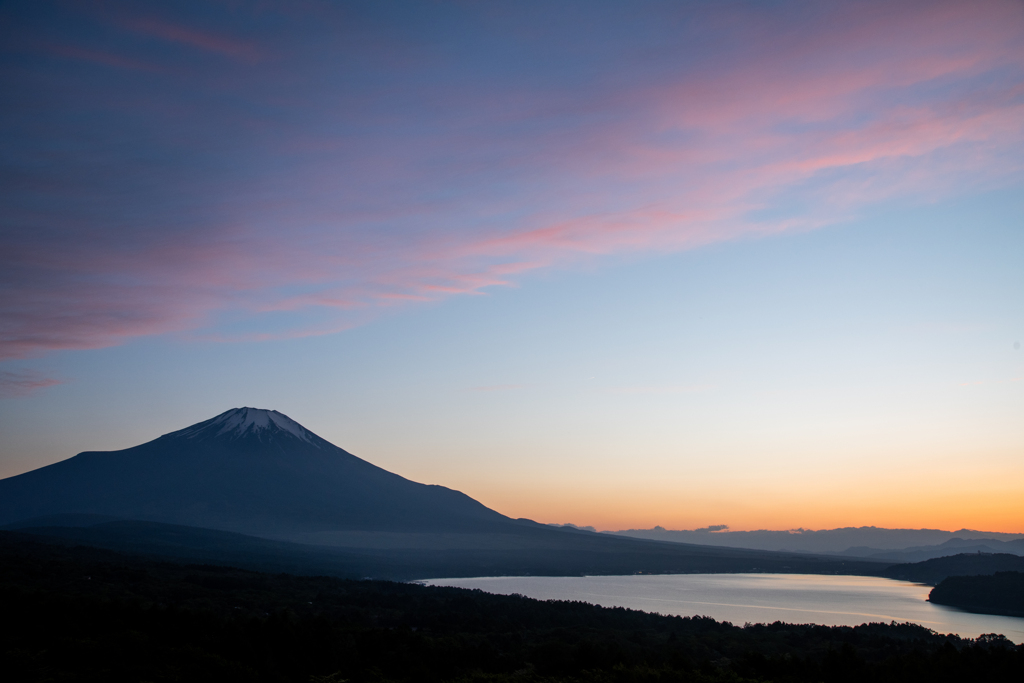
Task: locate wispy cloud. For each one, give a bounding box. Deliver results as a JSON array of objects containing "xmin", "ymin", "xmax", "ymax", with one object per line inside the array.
[
  {"xmin": 0, "ymin": 371, "xmax": 64, "ymax": 398},
  {"xmin": 1, "ymin": 0, "xmax": 1022, "ymax": 360},
  {"xmin": 120, "ymin": 17, "xmax": 263, "ymax": 63}
]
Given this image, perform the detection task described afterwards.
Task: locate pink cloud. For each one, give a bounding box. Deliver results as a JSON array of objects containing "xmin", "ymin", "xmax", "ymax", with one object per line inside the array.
[
  {"xmin": 121, "ymin": 17, "xmax": 263, "ymax": 63},
  {"xmin": 0, "ymin": 371, "xmax": 64, "ymax": 397},
  {"xmin": 2, "ymin": 0, "xmax": 1023, "ymax": 360}
]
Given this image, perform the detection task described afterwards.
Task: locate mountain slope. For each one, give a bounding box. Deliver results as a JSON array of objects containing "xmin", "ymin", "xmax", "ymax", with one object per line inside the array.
[
  {"xmin": 880, "ymin": 553, "xmax": 1024, "ymax": 585},
  {"xmin": 0, "ymin": 408, "xmax": 896, "ymax": 579},
  {"xmin": 0, "ymin": 408, "xmax": 513, "ymax": 537},
  {"xmin": 3, "ymin": 521, "xmax": 889, "ymax": 581},
  {"xmin": 847, "ymin": 537, "xmax": 1024, "ymax": 563}
]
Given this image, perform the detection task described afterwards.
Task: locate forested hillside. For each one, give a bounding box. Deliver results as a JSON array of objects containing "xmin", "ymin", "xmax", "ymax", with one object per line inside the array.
[
  {"xmin": 930, "ymin": 572, "xmax": 1024, "ymax": 617},
  {"xmin": 2, "ymin": 532, "xmax": 1022, "ymax": 682}
]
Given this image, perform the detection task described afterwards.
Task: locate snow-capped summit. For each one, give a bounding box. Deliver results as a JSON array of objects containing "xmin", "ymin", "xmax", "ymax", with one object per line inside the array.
[{"xmin": 172, "ymin": 407, "xmax": 318, "ymax": 445}]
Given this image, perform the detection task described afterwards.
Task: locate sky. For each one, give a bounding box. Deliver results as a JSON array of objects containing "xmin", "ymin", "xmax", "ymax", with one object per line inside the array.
[{"xmin": 1, "ymin": 0, "xmax": 1022, "ymax": 533}]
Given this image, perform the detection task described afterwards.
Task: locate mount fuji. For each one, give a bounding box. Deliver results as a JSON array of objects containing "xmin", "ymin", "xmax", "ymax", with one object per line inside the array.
[
  {"xmin": 0, "ymin": 407, "xmax": 515, "ymax": 538},
  {"xmin": 0, "ymin": 408, "xmax": 890, "ymax": 579}
]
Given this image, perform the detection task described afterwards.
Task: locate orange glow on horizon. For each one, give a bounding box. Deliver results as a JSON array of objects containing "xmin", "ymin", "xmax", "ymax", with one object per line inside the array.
[{"xmin": 466, "ymin": 481, "xmax": 1024, "ymax": 534}]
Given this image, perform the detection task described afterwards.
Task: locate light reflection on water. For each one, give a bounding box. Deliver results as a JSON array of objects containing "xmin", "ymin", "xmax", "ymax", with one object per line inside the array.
[{"xmin": 425, "ymin": 573, "xmax": 1024, "ymax": 643}]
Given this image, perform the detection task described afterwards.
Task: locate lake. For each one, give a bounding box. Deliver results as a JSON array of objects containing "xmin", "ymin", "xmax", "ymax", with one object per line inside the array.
[{"xmin": 425, "ymin": 573, "xmax": 1024, "ymax": 643}]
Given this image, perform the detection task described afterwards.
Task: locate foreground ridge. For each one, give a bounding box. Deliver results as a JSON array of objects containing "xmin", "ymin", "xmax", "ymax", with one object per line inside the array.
[{"xmin": 2, "ymin": 532, "xmax": 1020, "ymax": 683}]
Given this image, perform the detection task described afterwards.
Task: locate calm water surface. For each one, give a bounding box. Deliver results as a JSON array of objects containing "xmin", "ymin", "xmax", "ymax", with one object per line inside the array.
[{"xmin": 425, "ymin": 574, "xmax": 1024, "ymax": 643}]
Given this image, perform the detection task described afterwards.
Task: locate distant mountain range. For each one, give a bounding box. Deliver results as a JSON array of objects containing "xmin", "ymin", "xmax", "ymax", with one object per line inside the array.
[
  {"xmin": 608, "ymin": 525, "xmax": 1024, "ymax": 559},
  {"xmin": 0, "ymin": 408, "xmax": 888, "ymax": 580},
  {"xmin": 839, "ymin": 537, "xmax": 1024, "ymax": 563}
]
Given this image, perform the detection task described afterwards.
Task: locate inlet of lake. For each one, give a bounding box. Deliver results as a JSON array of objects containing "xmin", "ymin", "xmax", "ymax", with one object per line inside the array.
[{"xmin": 425, "ymin": 574, "xmax": 1024, "ymax": 643}]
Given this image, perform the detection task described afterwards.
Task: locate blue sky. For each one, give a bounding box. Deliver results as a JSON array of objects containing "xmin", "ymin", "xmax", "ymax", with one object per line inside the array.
[{"xmin": 1, "ymin": 0, "xmax": 1022, "ymax": 531}]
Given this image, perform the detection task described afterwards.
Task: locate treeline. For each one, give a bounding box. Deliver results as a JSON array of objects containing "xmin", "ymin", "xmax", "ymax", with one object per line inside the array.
[
  {"xmin": 8, "ymin": 518, "xmax": 889, "ymax": 580},
  {"xmin": 882, "ymin": 553, "xmax": 1024, "ymax": 585},
  {"xmin": 2, "ymin": 532, "xmax": 1022, "ymax": 683},
  {"xmin": 930, "ymin": 571, "xmax": 1024, "ymax": 617}
]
